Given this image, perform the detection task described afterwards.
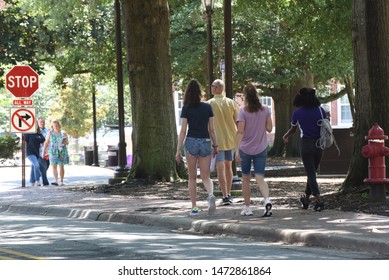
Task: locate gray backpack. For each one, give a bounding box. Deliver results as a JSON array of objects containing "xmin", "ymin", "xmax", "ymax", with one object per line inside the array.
[{"xmin": 316, "ymin": 107, "xmax": 340, "ymax": 155}]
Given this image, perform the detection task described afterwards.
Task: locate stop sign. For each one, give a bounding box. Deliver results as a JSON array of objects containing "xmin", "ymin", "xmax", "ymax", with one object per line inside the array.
[{"xmin": 5, "ymin": 65, "xmax": 39, "ymax": 98}]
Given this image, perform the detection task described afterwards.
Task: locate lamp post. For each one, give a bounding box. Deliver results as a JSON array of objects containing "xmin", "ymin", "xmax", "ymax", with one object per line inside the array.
[
  {"xmin": 202, "ymin": 0, "xmax": 215, "ymax": 99},
  {"xmin": 224, "ymin": 0, "xmax": 232, "ymax": 99},
  {"xmin": 110, "ymin": 0, "xmax": 130, "ymax": 183},
  {"xmin": 92, "ymin": 84, "xmax": 99, "ymax": 166}
]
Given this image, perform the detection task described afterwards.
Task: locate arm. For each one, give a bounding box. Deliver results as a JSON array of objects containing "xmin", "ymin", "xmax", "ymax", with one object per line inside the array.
[
  {"xmin": 42, "ymin": 131, "xmax": 51, "ymax": 156},
  {"xmin": 62, "ymin": 132, "xmax": 69, "ymax": 145},
  {"xmin": 235, "ymin": 121, "xmax": 245, "ymax": 162},
  {"xmin": 266, "ymin": 115, "xmax": 273, "ymax": 133},
  {"xmin": 208, "ymin": 117, "xmax": 218, "ymax": 157},
  {"xmin": 175, "ymin": 118, "xmax": 187, "ymax": 164},
  {"xmin": 283, "ymin": 125, "xmax": 297, "ymax": 143}
]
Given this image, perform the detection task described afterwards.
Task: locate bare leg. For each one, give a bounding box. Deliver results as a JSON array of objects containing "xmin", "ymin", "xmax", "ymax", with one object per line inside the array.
[
  {"xmin": 186, "ymin": 152, "xmax": 198, "ymax": 208},
  {"xmin": 224, "ymin": 160, "xmax": 233, "ymax": 196},
  {"xmin": 198, "ymin": 155, "xmax": 213, "ymax": 195},
  {"xmin": 52, "ymin": 164, "xmax": 58, "ymax": 184},
  {"xmin": 59, "ymin": 166, "xmax": 65, "ymax": 184},
  {"xmin": 242, "ymin": 175, "xmax": 251, "ymax": 206},
  {"xmin": 216, "ymin": 161, "xmax": 227, "ymax": 197},
  {"xmin": 255, "ymin": 175, "xmax": 269, "ymax": 198},
  {"xmin": 255, "ymin": 175, "xmax": 272, "ymax": 216}
]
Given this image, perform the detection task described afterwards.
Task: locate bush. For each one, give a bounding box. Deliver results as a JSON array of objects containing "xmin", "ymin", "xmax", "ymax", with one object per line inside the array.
[{"xmin": 0, "ymin": 133, "xmax": 20, "ymax": 161}]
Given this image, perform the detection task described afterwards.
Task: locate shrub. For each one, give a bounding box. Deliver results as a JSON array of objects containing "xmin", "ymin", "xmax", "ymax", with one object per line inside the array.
[{"xmin": 0, "ymin": 133, "xmax": 20, "ymax": 161}]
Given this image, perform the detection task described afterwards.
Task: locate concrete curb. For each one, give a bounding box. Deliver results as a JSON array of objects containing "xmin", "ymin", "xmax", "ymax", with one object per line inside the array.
[{"xmin": 1, "ymin": 203, "xmax": 388, "ymax": 256}]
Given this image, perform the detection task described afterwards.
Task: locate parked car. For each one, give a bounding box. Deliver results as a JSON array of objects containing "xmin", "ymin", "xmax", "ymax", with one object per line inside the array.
[{"xmin": 99, "ymin": 126, "xmax": 132, "ymax": 155}]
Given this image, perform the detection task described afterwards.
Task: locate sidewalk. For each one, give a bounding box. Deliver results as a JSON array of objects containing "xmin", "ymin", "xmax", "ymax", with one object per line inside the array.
[{"xmin": 0, "ymin": 164, "xmax": 388, "ymax": 257}]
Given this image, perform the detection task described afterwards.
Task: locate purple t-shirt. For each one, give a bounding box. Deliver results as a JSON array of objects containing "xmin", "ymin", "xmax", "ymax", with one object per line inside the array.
[
  {"xmin": 237, "ymin": 106, "xmax": 270, "ymax": 155},
  {"xmin": 291, "ymin": 106, "xmax": 326, "ymax": 139}
]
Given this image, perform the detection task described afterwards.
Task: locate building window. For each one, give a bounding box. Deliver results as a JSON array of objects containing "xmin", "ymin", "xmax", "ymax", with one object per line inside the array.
[
  {"xmin": 260, "ymin": 96, "xmax": 272, "ymax": 115},
  {"xmin": 178, "ymin": 92, "xmax": 183, "ymax": 126},
  {"xmin": 339, "ymin": 95, "xmax": 352, "ymax": 126}
]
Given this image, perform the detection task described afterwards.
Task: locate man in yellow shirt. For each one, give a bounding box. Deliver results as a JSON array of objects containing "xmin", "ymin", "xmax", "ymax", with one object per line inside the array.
[{"xmin": 208, "ymin": 79, "xmax": 239, "ymax": 205}]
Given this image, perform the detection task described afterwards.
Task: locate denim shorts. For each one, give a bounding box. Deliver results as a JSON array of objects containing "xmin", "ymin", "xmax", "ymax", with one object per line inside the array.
[
  {"xmin": 216, "ymin": 150, "xmax": 233, "ymax": 162},
  {"xmin": 239, "ymin": 149, "xmax": 267, "ymax": 176},
  {"xmin": 185, "ymin": 137, "xmax": 212, "ymax": 157}
]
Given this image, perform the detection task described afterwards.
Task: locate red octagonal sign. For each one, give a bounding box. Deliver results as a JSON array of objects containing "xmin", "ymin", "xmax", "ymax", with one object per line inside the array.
[{"xmin": 6, "ymin": 65, "xmax": 39, "ymax": 98}]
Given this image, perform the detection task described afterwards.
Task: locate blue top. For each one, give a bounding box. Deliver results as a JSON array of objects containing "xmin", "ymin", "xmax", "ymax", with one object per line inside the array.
[
  {"xmin": 181, "ymin": 102, "xmax": 214, "ymax": 139},
  {"xmin": 291, "ymin": 106, "xmax": 327, "ymax": 139},
  {"xmin": 25, "ymin": 133, "xmax": 45, "ymax": 157}
]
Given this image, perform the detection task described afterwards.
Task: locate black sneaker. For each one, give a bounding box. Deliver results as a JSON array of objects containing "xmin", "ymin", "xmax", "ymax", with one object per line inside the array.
[
  {"xmin": 227, "ymin": 195, "xmax": 233, "ymax": 204},
  {"xmin": 263, "ymin": 203, "xmax": 272, "ymax": 217},
  {"xmin": 299, "ymin": 195, "xmax": 309, "ymax": 210},
  {"xmin": 219, "ymin": 197, "xmax": 231, "ymax": 206},
  {"xmin": 314, "ymin": 202, "xmax": 324, "ymax": 212}
]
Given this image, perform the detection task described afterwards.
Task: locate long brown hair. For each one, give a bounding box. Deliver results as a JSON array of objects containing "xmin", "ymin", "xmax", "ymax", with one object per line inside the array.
[
  {"xmin": 243, "ymin": 83, "xmax": 262, "ymax": 113},
  {"xmin": 183, "ymin": 79, "xmax": 202, "ymax": 107}
]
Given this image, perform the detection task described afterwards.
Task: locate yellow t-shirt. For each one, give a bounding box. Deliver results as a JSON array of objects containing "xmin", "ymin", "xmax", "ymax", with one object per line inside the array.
[{"xmin": 208, "ymin": 95, "xmax": 239, "ymax": 150}]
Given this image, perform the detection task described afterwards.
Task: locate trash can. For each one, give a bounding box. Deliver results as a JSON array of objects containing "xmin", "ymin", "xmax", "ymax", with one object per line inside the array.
[
  {"xmin": 108, "ymin": 145, "xmax": 119, "ymax": 167},
  {"xmin": 84, "ymin": 146, "xmax": 93, "ymax": 166}
]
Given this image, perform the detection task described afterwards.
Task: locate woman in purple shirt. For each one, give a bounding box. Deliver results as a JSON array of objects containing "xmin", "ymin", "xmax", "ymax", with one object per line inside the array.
[
  {"xmin": 283, "ymin": 88, "xmax": 326, "ymax": 211},
  {"xmin": 236, "ymin": 83, "xmax": 273, "ymax": 217}
]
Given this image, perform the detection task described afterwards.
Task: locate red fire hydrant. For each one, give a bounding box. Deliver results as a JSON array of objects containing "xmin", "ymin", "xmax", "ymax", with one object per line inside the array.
[{"xmin": 361, "ymin": 123, "xmax": 389, "ymax": 202}]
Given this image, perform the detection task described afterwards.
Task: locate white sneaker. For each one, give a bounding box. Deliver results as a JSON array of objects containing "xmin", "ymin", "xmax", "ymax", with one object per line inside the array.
[
  {"xmin": 240, "ymin": 206, "xmax": 253, "ymax": 216},
  {"xmin": 207, "ymin": 194, "xmax": 216, "ymax": 215},
  {"xmin": 35, "ymin": 182, "xmax": 41, "ymax": 186}
]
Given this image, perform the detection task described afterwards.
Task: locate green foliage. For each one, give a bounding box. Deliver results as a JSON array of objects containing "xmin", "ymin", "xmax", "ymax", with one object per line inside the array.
[
  {"xmin": 171, "ymin": 0, "xmax": 352, "ymax": 93},
  {"xmin": 170, "ymin": 0, "xmax": 225, "ymax": 90},
  {"xmin": 23, "ymin": 0, "xmax": 118, "ymax": 82},
  {"xmin": 0, "ymin": 134, "xmax": 20, "ymax": 160},
  {"xmin": 0, "ymin": 0, "xmax": 55, "ymax": 85},
  {"xmin": 49, "ymin": 74, "xmax": 93, "ymax": 138}
]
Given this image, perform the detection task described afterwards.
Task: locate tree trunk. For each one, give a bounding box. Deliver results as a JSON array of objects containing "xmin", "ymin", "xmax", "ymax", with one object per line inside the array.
[
  {"xmin": 121, "ymin": 0, "xmax": 179, "ymax": 181},
  {"xmin": 366, "ymin": 1, "xmax": 389, "ymax": 127},
  {"xmin": 341, "ymin": 0, "xmax": 371, "ymax": 192},
  {"xmin": 268, "ymin": 86, "xmax": 292, "ymax": 157},
  {"xmin": 366, "ymin": 0, "xmax": 389, "ymax": 181},
  {"xmin": 269, "ymin": 74, "xmax": 314, "ymax": 157},
  {"xmin": 344, "ymin": 75, "xmax": 356, "ymax": 122}
]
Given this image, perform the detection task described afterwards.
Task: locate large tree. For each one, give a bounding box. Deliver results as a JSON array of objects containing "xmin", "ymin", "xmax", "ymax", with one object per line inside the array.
[
  {"xmin": 341, "ymin": 0, "xmax": 371, "ymax": 192},
  {"xmin": 121, "ymin": 0, "xmax": 179, "ymax": 181},
  {"xmin": 341, "ymin": 0, "xmax": 389, "ymax": 193}
]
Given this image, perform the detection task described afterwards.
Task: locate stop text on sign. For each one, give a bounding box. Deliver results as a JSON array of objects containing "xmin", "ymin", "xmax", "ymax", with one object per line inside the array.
[
  {"xmin": 7, "ymin": 76, "xmax": 38, "ymax": 89},
  {"xmin": 5, "ymin": 65, "xmax": 39, "ymax": 98}
]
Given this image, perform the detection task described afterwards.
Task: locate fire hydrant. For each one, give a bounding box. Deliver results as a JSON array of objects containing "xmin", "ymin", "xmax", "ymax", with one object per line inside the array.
[{"xmin": 361, "ymin": 123, "xmax": 389, "ymax": 202}]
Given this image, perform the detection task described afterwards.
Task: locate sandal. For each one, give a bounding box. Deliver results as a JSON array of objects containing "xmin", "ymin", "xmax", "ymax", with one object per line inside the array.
[{"xmin": 299, "ymin": 195, "xmax": 309, "ymax": 210}]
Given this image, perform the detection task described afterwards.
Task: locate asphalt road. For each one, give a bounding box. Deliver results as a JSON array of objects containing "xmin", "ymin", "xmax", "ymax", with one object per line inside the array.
[{"xmin": 0, "ymin": 212, "xmax": 379, "ymax": 260}]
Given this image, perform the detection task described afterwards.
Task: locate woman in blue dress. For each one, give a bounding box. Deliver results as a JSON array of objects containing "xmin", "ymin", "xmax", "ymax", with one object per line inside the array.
[{"xmin": 42, "ymin": 119, "xmax": 69, "ymax": 186}]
